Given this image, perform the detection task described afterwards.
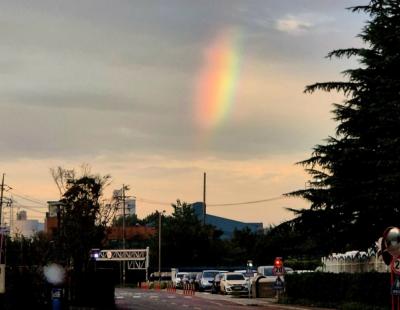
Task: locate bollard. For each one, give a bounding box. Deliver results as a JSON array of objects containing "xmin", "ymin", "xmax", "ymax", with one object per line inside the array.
[
  {"xmin": 167, "ymin": 281, "xmax": 176, "ymax": 293},
  {"xmin": 183, "ymin": 283, "xmax": 195, "ymax": 296}
]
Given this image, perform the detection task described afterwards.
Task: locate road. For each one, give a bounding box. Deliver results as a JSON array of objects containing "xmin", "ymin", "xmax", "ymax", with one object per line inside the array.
[{"xmin": 115, "ymin": 288, "xmax": 331, "ymax": 310}]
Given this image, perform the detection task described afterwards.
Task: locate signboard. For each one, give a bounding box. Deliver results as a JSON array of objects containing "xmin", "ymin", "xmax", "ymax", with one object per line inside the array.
[
  {"xmin": 0, "ymin": 264, "xmax": 5, "ymax": 293},
  {"xmin": 392, "ymin": 257, "xmax": 400, "ymax": 275},
  {"xmin": 273, "ymin": 276, "xmax": 284, "ymax": 291},
  {"xmin": 392, "ymin": 275, "xmax": 400, "ymax": 296},
  {"xmin": 273, "ymin": 266, "xmax": 285, "ymax": 276},
  {"xmin": 273, "ymin": 257, "xmax": 284, "ymax": 276}
]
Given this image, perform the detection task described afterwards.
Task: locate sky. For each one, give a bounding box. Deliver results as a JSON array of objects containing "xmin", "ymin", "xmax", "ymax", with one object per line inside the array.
[{"xmin": 0, "ymin": 0, "xmax": 367, "ymax": 227}]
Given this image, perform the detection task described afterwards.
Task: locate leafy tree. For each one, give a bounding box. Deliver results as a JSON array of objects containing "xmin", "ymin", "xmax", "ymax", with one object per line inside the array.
[
  {"xmin": 288, "ymin": 0, "xmax": 400, "ymax": 253},
  {"xmin": 143, "ymin": 200, "xmax": 225, "ymax": 269},
  {"xmin": 57, "ymin": 169, "xmax": 112, "ymax": 272},
  {"xmin": 112, "ymin": 214, "xmax": 143, "ymax": 227},
  {"xmin": 226, "ymin": 227, "xmax": 261, "ymax": 266}
]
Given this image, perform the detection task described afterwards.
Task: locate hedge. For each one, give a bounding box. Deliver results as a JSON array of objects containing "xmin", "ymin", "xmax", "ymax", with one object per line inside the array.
[{"xmin": 284, "ymin": 272, "xmax": 391, "ymax": 309}]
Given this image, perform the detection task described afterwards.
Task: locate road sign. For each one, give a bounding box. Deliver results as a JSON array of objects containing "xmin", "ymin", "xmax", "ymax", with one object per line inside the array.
[
  {"xmin": 274, "ymin": 257, "xmax": 283, "ymax": 268},
  {"xmin": 392, "ymin": 275, "xmax": 400, "ymax": 296},
  {"xmin": 273, "ymin": 266, "xmax": 285, "ymax": 276},
  {"xmin": 273, "ymin": 276, "xmax": 284, "ymax": 291},
  {"xmin": 392, "ymin": 257, "xmax": 400, "ymax": 275}
]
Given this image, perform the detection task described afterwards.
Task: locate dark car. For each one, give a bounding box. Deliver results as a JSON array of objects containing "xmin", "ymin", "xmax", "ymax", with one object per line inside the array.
[{"xmin": 211, "ymin": 272, "xmax": 227, "ymax": 294}]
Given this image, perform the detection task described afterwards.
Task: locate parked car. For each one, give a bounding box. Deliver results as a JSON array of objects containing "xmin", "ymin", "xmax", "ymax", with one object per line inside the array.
[
  {"xmin": 219, "ymin": 272, "xmax": 249, "ymax": 295},
  {"xmin": 182, "ymin": 272, "xmax": 198, "ymax": 286},
  {"xmin": 198, "ymin": 270, "xmax": 221, "ymax": 291},
  {"xmin": 234, "ymin": 269, "xmax": 257, "ymax": 279},
  {"xmin": 256, "ymin": 266, "xmax": 294, "ymax": 283},
  {"xmin": 211, "ymin": 272, "xmax": 227, "ymax": 294},
  {"xmin": 173, "ymin": 272, "xmax": 189, "ymax": 289},
  {"xmin": 194, "ymin": 272, "xmax": 202, "ymax": 291}
]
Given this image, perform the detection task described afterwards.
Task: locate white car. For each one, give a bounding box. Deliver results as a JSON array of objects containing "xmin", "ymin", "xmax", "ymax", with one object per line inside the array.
[
  {"xmin": 257, "ymin": 266, "xmax": 293, "ymax": 283},
  {"xmin": 219, "ymin": 272, "xmax": 249, "ymax": 295},
  {"xmin": 173, "ymin": 272, "xmax": 189, "ymax": 289},
  {"xmin": 198, "ymin": 270, "xmax": 221, "ymax": 291}
]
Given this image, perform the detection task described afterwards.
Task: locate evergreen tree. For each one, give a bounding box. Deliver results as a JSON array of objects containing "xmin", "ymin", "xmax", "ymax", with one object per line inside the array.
[{"xmin": 288, "ymin": 0, "xmax": 400, "ymax": 252}]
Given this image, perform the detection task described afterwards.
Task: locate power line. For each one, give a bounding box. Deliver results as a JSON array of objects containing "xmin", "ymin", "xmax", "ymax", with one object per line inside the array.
[
  {"xmin": 13, "ymin": 204, "xmax": 47, "ymax": 214},
  {"xmin": 9, "ymin": 191, "xmax": 47, "ymax": 206},
  {"xmin": 208, "ymin": 196, "xmax": 286, "ymax": 207},
  {"xmin": 13, "ymin": 206, "xmax": 46, "ymax": 215},
  {"xmin": 8, "ymin": 189, "xmax": 289, "ymax": 210},
  {"xmin": 135, "ymin": 195, "xmax": 287, "ymax": 207}
]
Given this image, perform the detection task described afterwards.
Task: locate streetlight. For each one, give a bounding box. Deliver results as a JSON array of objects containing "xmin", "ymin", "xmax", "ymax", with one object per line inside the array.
[{"xmin": 158, "ymin": 210, "xmax": 166, "ymax": 287}]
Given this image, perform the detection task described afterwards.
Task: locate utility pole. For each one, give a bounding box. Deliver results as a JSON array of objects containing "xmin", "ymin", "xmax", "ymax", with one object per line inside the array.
[
  {"xmin": 9, "ymin": 197, "xmax": 13, "ymax": 237},
  {"xmin": 158, "ymin": 211, "xmax": 162, "ymax": 285},
  {"xmin": 203, "ymin": 172, "xmax": 206, "ymax": 225},
  {"xmin": 122, "ymin": 185, "xmax": 127, "ymax": 286},
  {"xmin": 0, "ymin": 173, "xmax": 5, "ymax": 294},
  {"xmin": 0, "ymin": 174, "xmax": 5, "ymax": 227},
  {"xmin": 122, "ymin": 184, "xmax": 126, "ymax": 250}
]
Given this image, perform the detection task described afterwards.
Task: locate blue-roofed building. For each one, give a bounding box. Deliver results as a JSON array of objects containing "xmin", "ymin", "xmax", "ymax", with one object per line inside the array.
[{"xmin": 190, "ymin": 202, "xmax": 263, "ymax": 239}]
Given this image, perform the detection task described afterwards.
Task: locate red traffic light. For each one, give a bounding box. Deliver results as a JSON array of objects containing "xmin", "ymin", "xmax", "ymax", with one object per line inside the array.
[{"xmin": 274, "ymin": 257, "xmax": 283, "ymax": 268}]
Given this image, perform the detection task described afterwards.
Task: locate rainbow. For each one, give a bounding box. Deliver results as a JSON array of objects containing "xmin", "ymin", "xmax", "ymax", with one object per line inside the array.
[{"xmin": 194, "ymin": 28, "xmax": 242, "ymax": 132}]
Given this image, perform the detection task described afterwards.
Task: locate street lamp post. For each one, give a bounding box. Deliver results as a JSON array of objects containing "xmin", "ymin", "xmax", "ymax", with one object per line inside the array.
[{"xmin": 158, "ymin": 210, "xmax": 165, "ymax": 286}]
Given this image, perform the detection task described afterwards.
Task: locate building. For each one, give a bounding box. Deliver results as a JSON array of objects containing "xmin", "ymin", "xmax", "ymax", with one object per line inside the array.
[
  {"xmin": 190, "ymin": 202, "xmax": 263, "ymax": 239},
  {"xmin": 12, "ymin": 210, "xmax": 43, "ymax": 238},
  {"xmin": 112, "ymin": 189, "xmax": 136, "ymax": 216},
  {"xmin": 45, "ymin": 201, "xmax": 64, "ymax": 238}
]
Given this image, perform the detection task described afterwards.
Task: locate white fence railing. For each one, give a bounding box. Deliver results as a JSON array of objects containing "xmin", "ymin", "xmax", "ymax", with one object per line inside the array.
[{"xmin": 321, "ymin": 252, "xmax": 389, "ymax": 273}]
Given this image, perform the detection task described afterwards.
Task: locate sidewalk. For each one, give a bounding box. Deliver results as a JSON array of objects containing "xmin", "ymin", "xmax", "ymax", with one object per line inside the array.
[{"xmin": 180, "ymin": 290, "xmax": 335, "ymax": 310}]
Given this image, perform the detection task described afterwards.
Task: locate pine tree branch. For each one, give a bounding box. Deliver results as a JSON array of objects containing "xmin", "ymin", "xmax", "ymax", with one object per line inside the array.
[
  {"xmin": 304, "ymin": 82, "xmax": 358, "ymax": 95},
  {"xmin": 326, "ymin": 48, "xmax": 366, "ymax": 59}
]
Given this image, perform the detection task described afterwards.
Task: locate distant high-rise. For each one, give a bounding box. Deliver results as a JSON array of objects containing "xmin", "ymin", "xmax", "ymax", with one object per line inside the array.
[
  {"xmin": 12, "ymin": 211, "xmax": 43, "ymax": 238},
  {"xmin": 125, "ymin": 199, "xmax": 136, "ymax": 216},
  {"xmin": 112, "ymin": 189, "xmax": 136, "ymax": 217}
]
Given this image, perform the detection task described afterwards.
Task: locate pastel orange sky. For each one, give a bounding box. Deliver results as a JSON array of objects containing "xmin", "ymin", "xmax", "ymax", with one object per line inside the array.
[{"xmin": 0, "ymin": 0, "xmax": 366, "ymax": 227}]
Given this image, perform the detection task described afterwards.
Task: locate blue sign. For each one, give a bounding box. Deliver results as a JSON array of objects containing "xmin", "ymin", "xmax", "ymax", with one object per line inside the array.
[
  {"xmin": 392, "ymin": 276, "xmax": 400, "ymax": 296},
  {"xmin": 273, "ymin": 277, "xmax": 284, "ymax": 291}
]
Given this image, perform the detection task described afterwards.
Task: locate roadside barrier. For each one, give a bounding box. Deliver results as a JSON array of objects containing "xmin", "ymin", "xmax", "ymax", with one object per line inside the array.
[
  {"xmin": 140, "ymin": 282, "xmax": 149, "ymax": 290},
  {"xmin": 183, "ymin": 283, "xmax": 195, "ymax": 296},
  {"xmin": 166, "ymin": 282, "xmax": 176, "ymax": 293}
]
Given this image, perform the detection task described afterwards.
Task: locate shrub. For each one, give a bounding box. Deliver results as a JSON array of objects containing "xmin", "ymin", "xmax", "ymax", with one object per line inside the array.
[{"xmin": 284, "ymin": 272, "xmax": 390, "ymax": 308}]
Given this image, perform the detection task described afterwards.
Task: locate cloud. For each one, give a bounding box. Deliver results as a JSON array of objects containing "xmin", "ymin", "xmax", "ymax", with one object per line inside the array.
[{"xmin": 275, "ymin": 15, "xmax": 313, "ymax": 35}]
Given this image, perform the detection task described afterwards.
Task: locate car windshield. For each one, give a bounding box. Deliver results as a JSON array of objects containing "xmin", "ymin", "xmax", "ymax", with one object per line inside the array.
[
  {"xmin": 203, "ymin": 271, "xmax": 219, "ymax": 278},
  {"xmin": 227, "ymin": 274, "xmax": 245, "ymax": 281},
  {"xmin": 263, "ymin": 268, "xmax": 274, "ymax": 276},
  {"xmin": 177, "ymin": 274, "xmax": 185, "ymax": 279}
]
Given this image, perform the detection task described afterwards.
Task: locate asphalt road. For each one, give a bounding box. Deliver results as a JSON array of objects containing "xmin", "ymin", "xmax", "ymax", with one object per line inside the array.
[{"xmin": 114, "ymin": 288, "xmax": 327, "ymax": 310}]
